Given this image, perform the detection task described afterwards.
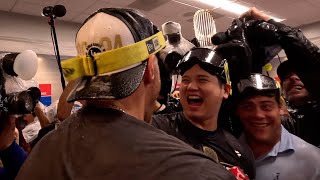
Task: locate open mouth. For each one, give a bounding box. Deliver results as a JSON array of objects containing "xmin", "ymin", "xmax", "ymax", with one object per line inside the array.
[
  {"xmin": 289, "ymin": 85, "xmax": 304, "ymax": 94},
  {"xmin": 251, "ymin": 122, "xmax": 268, "ymax": 128},
  {"xmin": 293, "ymin": 85, "xmax": 303, "ymax": 90},
  {"xmin": 187, "ymin": 95, "xmax": 203, "ymax": 106}
]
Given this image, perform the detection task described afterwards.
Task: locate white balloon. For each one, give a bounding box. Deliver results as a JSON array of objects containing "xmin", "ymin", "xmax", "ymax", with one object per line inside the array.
[{"xmin": 13, "ymin": 50, "xmax": 38, "ymax": 80}]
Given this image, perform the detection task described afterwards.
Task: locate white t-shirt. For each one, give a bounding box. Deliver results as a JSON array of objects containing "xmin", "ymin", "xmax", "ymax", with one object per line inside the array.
[{"xmin": 22, "ymin": 118, "xmax": 41, "ymax": 143}]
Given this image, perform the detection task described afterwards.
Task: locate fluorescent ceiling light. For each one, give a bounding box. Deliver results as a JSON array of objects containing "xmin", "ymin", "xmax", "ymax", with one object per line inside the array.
[{"xmin": 197, "ymin": 0, "xmax": 285, "ymax": 22}]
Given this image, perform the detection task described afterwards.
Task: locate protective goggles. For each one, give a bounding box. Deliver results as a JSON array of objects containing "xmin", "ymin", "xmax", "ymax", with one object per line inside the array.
[
  {"xmin": 176, "ymin": 47, "xmax": 231, "ymax": 86},
  {"xmin": 237, "ymin": 73, "xmax": 279, "ymax": 93},
  {"xmin": 61, "ymin": 31, "xmax": 166, "ymax": 81}
]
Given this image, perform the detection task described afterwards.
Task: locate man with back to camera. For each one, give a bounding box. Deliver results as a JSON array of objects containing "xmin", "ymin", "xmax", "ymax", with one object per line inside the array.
[
  {"xmin": 234, "ymin": 73, "xmax": 320, "ymax": 180},
  {"xmin": 152, "ymin": 47, "xmax": 255, "ymax": 179},
  {"xmin": 16, "ymin": 8, "xmax": 235, "ymax": 180},
  {"xmin": 240, "ymin": 7, "xmax": 320, "ymax": 147}
]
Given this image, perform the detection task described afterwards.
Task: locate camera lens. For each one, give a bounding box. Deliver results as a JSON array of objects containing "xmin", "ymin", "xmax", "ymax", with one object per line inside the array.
[{"xmin": 7, "ymin": 90, "xmax": 36, "ymax": 115}]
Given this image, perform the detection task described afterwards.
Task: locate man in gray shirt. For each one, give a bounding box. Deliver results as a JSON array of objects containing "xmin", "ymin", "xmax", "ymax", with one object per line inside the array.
[{"xmin": 16, "ymin": 7, "xmax": 235, "ymax": 180}]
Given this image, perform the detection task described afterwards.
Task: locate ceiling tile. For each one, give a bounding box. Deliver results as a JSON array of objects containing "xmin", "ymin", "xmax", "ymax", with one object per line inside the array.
[
  {"xmin": 41, "ymin": 0, "xmax": 61, "ymax": 6},
  {"xmin": 11, "ymin": 1, "xmax": 43, "ymax": 16},
  {"xmin": 20, "ymin": 0, "xmax": 60, "ymax": 5},
  {"xmin": 107, "ymin": 0, "xmax": 136, "ymax": 6},
  {"xmin": 143, "ymin": 12, "xmax": 171, "ymax": 27},
  {"xmin": 58, "ymin": 0, "xmax": 97, "ymax": 13},
  {"xmin": 83, "ymin": 1, "xmax": 115, "ymax": 14},
  {"xmin": 70, "ymin": 13, "xmax": 91, "ymax": 23},
  {"xmin": 306, "ymin": 0, "xmax": 320, "ymax": 8},
  {"xmin": 277, "ymin": 1, "xmax": 320, "ymax": 26},
  {"xmin": 150, "ymin": 0, "xmax": 198, "ymax": 18},
  {"xmin": 58, "ymin": 10, "xmax": 79, "ymax": 22},
  {"xmin": 214, "ymin": 16, "xmax": 234, "ymax": 32},
  {"xmin": 0, "ymin": 0, "xmax": 17, "ymax": 11}
]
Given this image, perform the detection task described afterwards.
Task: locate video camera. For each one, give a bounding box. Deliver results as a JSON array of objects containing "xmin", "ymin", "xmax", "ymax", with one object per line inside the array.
[
  {"xmin": 5, "ymin": 87, "xmax": 41, "ymax": 115},
  {"xmin": 0, "ymin": 51, "xmax": 41, "ymax": 129}
]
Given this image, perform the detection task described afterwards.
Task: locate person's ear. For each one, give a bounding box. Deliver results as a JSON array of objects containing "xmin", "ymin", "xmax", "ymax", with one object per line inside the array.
[
  {"xmin": 223, "ymin": 84, "xmax": 231, "ymax": 99},
  {"xmin": 143, "ymin": 55, "xmax": 156, "ymax": 84}
]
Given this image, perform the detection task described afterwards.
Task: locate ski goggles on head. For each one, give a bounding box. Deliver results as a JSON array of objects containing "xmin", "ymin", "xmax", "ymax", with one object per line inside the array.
[
  {"xmin": 176, "ymin": 47, "xmax": 231, "ymax": 86},
  {"xmin": 237, "ymin": 73, "xmax": 279, "ymax": 93},
  {"xmin": 177, "ymin": 48, "xmax": 225, "ymax": 70}
]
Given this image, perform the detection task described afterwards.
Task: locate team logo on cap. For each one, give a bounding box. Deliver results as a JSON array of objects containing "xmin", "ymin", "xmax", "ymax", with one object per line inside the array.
[
  {"xmin": 86, "ymin": 43, "xmax": 105, "ymax": 57},
  {"xmin": 146, "ymin": 36, "xmax": 160, "ymax": 54},
  {"xmin": 62, "ymin": 67, "xmax": 75, "ymax": 78}
]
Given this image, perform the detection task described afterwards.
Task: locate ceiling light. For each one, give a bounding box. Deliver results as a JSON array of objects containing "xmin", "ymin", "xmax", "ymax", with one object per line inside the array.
[{"xmin": 197, "ymin": 0, "xmax": 285, "ymax": 22}]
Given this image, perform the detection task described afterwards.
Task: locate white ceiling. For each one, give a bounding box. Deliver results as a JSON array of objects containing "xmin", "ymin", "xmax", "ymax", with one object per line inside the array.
[{"xmin": 1, "ymin": 0, "xmax": 320, "ymax": 39}]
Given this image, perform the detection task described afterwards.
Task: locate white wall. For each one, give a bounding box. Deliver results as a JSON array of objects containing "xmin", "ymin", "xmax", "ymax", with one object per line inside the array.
[
  {"xmin": 0, "ymin": 11, "xmax": 81, "ymax": 105},
  {"xmin": 299, "ymin": 21, "xmax": 320, "ymax": 47},
  {"xmin": 34, "ymin": 54, "xmax": 72, "ymax": 104},
  {"xmin": 0, "ymin": 10, "xmax": 80, "ymax": 56}
]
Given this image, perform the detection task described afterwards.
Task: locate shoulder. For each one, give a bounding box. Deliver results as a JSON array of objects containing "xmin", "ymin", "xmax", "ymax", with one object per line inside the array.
[
  {"xmin": 291, "ymin": 134, "xmax": 320, "ymax": 160},
  {"xmin": 222, "ymin": 129, "xmax": 249, "ymax": 151},
  {"xmin": 152, "ymin": 112, "xmax": 181, "ymax": 129},
  {"xmin": 221, "ymin": 130, "xmax": 255, "ymax": 159}
]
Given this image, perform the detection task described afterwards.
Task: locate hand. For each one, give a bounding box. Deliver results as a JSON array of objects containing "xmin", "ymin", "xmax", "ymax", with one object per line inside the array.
[
  {"xmin": 0, "ymin": 116, "xmax": 17, "ymax": 150},
  {"xmin": 171, "ymin": 91, "xmax": 180, "ymax": 99},
  {"xmin": 33, "ymin": 102, "xmax": 43, "ymax": 114},
  {"xmin": 240, "ymin": 7, "xmax": 271, "ymax": 21}
]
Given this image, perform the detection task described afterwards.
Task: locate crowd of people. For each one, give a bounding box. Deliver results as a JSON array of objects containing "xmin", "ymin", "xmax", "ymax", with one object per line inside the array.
[{"xmin": 0, "ymin": 6, "xmax": 319, "ymax": 180}]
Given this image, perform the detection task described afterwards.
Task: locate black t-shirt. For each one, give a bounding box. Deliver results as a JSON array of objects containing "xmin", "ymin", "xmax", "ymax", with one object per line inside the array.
[
  {"xmin": 285, "ymin": 101, "xmax": 320, "ymax": 147},
  {"xmin": 152, "ymin": 112, "xmax": 255, "ymax": 179},
  {"xmin": 17, "ymin": 106, "xmax": 235, "ymax": 180}
]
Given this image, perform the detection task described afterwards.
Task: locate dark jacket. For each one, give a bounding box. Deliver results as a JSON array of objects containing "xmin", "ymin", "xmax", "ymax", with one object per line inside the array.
[
  {"xmin": 152, "ymin": 112, "xmax": 255, "ymax": 179},
  {"xmin": 267, "ymin": 20, "xmax": 320, "ymax": 147},
  {"xmin": 283, "ymin": 101, "xmax": 320, "ymax": 147},
  {"xmin": 268, "ymin": 19, "xmax": 320, "ymax": 101}
]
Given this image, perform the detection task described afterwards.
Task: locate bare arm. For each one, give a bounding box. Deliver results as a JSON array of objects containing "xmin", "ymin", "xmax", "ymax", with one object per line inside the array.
[
  {"xmin": 33, "ymin": 103, "xmax": 50, "ymax": 128},
  {"xmin": 57, "ymin": 80, "xmax": 77, "ymax": 121}
]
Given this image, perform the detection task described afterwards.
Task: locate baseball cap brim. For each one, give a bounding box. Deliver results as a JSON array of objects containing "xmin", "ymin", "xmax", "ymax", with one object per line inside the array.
[{"xmin": 67, "ymin": 62, "xmax": 146, "ymax": 102}]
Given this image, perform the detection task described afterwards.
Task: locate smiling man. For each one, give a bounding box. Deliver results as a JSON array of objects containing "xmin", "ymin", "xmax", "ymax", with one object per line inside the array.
[
  {"xmin": 235, "ymin": 73, "xmax": 320, "ymax": 180},
  {"xmin": 152, "ymin": 47, "xmax": 255, "ymax": 179},
  {"xmin": 277, "ymin": 61, "xmax": 320, "ymax": 147}
]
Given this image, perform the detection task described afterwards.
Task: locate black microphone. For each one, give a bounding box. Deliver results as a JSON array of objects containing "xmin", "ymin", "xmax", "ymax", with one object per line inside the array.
[
  {"xmin": 211, "ymin": 32, "xmax": 229, "ymax": 45},
  {"xmin": 42, "ymin": 5, "xmax": 66, "ymax": 17},
  {"xmin": 42, "ymin": 6, "xmax": 53, "ymax": 17},
  {"xmin": 53, "ymin": 5, "xmax": 66, "ymax": 17}
]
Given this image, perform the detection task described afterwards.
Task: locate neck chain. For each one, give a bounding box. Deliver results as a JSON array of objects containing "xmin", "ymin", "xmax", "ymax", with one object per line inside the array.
[{"xmin": 105, "ymin": 104, "xmax": 126, "ymax": 113}]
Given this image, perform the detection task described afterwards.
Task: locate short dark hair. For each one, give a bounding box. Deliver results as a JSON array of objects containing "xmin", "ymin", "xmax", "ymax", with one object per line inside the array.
[{"xmin": 235, "ymin": 88, "xmax": 281, "ymax": 105}]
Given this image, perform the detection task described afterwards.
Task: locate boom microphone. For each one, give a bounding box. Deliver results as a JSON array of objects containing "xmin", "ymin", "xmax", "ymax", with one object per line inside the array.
[
  {"xmin": 42, "ymin": 5, "xmax": 66, "ymax": 18},
  {"xmin": 53, "ymin": 5, "xmax": 66, "ymax": 17}
]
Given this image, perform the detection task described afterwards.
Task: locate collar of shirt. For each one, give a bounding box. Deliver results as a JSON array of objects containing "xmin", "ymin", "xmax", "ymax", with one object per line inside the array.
[{"xmin": 239, "ymin": 125, "xmax": 294, "ymax": 162}]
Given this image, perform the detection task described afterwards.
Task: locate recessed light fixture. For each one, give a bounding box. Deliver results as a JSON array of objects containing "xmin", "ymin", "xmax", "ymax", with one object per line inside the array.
[{"xmin": 197, "ymin": 0, "xmax": 285, "ymax": 22}]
